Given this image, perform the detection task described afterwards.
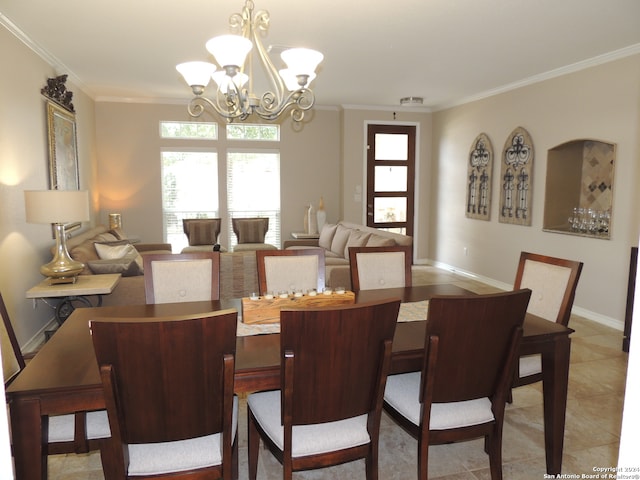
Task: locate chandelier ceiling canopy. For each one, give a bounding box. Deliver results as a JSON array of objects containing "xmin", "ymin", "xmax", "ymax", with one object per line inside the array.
[{"xmin": 177, "ymin": 0, "xmax": 323, "ymax": 123}]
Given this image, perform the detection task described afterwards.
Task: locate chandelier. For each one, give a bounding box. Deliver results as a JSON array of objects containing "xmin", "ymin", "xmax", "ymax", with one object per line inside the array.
[{"xmin": 176, "ymin": 0, "xmax": 323, "ymax": 122}]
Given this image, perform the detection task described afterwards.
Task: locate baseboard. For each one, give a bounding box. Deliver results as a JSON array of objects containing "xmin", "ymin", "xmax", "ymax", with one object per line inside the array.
[
  {"xmin": 22, "ymin": 317, "xmax": 59, "ymax": 355},
  {"xmin": 416, "ymin": 258, "xmax": 624, "ymax": 332}
]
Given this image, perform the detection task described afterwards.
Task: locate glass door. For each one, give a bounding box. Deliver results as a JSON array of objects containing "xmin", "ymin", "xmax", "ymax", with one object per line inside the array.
[{"xmin": 366, "ymin": 124, "xmax": 416, "ymax": 236}]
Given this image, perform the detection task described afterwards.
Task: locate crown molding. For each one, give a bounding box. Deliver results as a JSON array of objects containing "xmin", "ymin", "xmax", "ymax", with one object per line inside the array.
[
  {"xmin": 1, "ymin": 12, "xmax": 87, "ymax": 94},
  {"xmin": 432, "ymin": 43, "xmax": 640, "ymax": 111}
]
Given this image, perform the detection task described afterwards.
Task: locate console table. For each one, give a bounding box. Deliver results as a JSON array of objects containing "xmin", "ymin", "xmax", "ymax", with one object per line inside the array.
[{"xmin": 26, "ymin": 274, "xmax": 121, "ymax": 325}]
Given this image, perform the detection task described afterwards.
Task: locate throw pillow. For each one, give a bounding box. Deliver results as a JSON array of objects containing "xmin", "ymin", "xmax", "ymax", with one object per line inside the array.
[
  {"xmin": 318, "ymin": 223, "xmax": 337, "ymax": 250},
  {"xmin": 87, "ymin": 258, "xmax": 142, "ymax": 277},
  {"xmin": 94, "ymin": 242, "xmax": 144, "ymax": 273},
  {"xmin": 344, "ymin": 230, "xmax": 371, "ymax": 259},
  {"xmin": 330, "ymin": 225, "xmax": 351, "ymax": 257},
  {"xmin": 94, "ymin": 242, "xmax": 137, "ymax": 260},
  {"xmin": 366, "ymin": 234, "xmax": 396, "ymax": 247}
]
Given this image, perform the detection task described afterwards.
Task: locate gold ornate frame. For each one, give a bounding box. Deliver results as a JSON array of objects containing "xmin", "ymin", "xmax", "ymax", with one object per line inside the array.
[{"xmin": 46, "ymin": 100, "xmax": 79, "ymax": 191}]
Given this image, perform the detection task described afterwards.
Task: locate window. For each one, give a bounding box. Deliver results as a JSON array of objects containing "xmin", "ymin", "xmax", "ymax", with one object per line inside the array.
[
  {"xmin": 226, "ymin": 124, "xmax": 279, "ymax": 141},
  {"xmin": 161, "ymin": 150, "xmax": 218, "ymax": 252},
  {"xmin": 159, "ymin": 121, "xmax": 281, "ymax": 251},
  {"xmin": 227, "ymin": 150, "xmax": 281, "ymax": 249},
  {"xmin": 160, "ymin": 121, "xmax": 217, "ymax": 139}
]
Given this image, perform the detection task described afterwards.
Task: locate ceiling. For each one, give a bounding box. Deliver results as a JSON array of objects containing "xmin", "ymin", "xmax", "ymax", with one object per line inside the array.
[{"xmin": 2, "ymin": 0, "xmax": 640, "ymax": 110}]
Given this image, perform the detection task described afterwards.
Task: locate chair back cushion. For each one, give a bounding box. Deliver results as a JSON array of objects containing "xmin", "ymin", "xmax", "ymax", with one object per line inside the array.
[
  {"xmin": 257, "ymin": 248, "xmax": 326, "ymax": 294},
  {"xmin": 425, "ymin": 289, "xmax": 531, "ymax": 403},
  {"xmin": 183, "ymin": 218, "xmax": 221, "ymax": 246},
  {"xmin": 349, "ymin": 245, "xmax": 413, "ymax": 291},
  {"xmin": 143, "ymin": 252, "xmax": 220, "ymax": 304},
  {"xmin": 232, "ymin": 218, "xmax": 269, "ymax": 244},
  {"xmin": 513, "ymin": 251, "xmax": 583, "ymax": 325},
  {"xmin": 90, "ymin": 310, "xmax": 237, "ymax": 444},
  {"xmin": 264, "ymin": 256, "xmax": 319, "ymax": 293},
  {"xmin": 280, "ymin": 299, "xmax": 400, "ymax": 425}
]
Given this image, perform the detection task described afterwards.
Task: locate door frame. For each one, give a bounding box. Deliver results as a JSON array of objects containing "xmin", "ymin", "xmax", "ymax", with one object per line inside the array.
[{"xmin": 363, "ymin": 121, "xmax": 420, "ymax": 240}]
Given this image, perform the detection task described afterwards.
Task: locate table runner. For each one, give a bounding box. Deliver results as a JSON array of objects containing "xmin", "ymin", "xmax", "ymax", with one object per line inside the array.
[{"xmin": 236, "ymin": 300, "xmax": 429, "ymax": 336}]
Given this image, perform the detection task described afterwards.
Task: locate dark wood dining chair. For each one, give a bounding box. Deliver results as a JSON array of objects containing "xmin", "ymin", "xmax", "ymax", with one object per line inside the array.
[
  {"xmin": 1, "ymin": 291, "xmax": 110, "ymax": 457},
  {"xmin": 90, "ymin": 309, "xmax": 238, "ymax": 480},
  {"xmin": 143, "ymin": 251, "xmax": 221, "ymax": 304},
  {"xmin": 383, "ymin": 289, "xmax": 532, "ymax": 480},
  {"xmin": 247, "ymin": 299, "xmax": 401, "ymax": 480},
  {"xmin": 348, "ymin": 245, "xmax": 413, "ymax": 291},
  {"xmin": 512, "ymin": 251, "xmax": 583, "ymax": 388},
  {"xmin": 256, "ymin": 247, "xmax": 326, "ymax": 295}
]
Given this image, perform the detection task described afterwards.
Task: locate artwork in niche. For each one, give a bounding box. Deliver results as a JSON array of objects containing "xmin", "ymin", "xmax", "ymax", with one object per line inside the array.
[
  {"xmin": 46, "ymin": 100, "xmax": 79, "ymax": 191},
  {"xmin": 465, "ymin": 133, "xmax": 493, "ymax": 220},
  {"xmin": 499, "ymin": 126, "xmax": 534, "ymax": 226},
  {"xmin": 543, "ymin": 139, "xmax": 615, "ymax": 239}
]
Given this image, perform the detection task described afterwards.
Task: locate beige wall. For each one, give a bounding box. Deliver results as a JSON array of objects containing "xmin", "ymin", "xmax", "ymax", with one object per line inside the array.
[
  {"xmin": 0, "ymin": 26, "xmax": 99, "ymax": 347},
  {"xmin": 430, "ymin": 54, "xmax": 640, "ymax": 325},
  {"xmin": 95, "ymin": 103, "xmax": 342, "ymax": 248}
]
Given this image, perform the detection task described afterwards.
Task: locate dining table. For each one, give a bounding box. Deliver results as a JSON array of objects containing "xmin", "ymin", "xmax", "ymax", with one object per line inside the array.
[{"xmin": 6, "ymin": 284, "xmax": 573, "ymax": 479}]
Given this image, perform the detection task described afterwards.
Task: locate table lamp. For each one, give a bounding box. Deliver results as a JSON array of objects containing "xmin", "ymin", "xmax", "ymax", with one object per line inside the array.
[{"xmin": 24, "ymin": 190, "xmax": 90, "ymax": 284}]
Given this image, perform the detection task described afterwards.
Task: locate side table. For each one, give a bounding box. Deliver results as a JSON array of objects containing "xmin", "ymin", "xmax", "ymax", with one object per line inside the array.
[
  {"xmin": 291, "ymin": 232, "xmax": 320, "ymax": 239},
  {"xmin": 26, "ymin": 274, "xmax": 122, "ymax": 326}
]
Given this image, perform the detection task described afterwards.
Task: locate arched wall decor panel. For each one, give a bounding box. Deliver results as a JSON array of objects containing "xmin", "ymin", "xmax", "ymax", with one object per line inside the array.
[
  {"xmin": 465, "ymin": 133, "xmax": 493, "ymax": 221},
  {"xmin": 499, "ymin": 126, "xmax": 534, "ymax": 226}
]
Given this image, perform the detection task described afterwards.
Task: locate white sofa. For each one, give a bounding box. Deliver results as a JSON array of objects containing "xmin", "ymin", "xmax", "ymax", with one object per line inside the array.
[{"xmin": 283, "ymin": 221, "xmax": 413, "ymax": 289}]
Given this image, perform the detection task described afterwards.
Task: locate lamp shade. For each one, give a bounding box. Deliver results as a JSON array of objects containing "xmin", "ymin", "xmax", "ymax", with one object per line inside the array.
[
  {"xmin": 176, "ymin": 61, "xmax": 216, "ymax": 87},
  {"xmin": 281, "ymin": 48, "xmax": 323, "ymax": 77},
  {"xmin": 24, "ymin": 190, "xmax": 90, "ymax": 224},
  {"xmin": 206, "ymin": 35, "xmax": 252, "ymax": 68}
]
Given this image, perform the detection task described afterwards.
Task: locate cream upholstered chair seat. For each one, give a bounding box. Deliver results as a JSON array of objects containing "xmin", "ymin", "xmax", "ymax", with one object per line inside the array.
[
  {"xmin": 384, "ymin": 372, "xmax": 494, "ymax": 429},
  {"xmin": 124, "ymin": 397, "xmax": 238, "ymax": 476},
  {"xmin": 248, "ymin": 391, "xmax": 369, "ymax": 457},
  {"xmin": 47, "ymin": 411, "xmax": 111, "ymax": 443}
]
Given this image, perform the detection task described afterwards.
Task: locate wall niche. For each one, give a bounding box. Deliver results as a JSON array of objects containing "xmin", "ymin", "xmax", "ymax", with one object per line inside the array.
[{"xmin": 543, "ymin": 139, "xmax": 615, "ymax": 239}]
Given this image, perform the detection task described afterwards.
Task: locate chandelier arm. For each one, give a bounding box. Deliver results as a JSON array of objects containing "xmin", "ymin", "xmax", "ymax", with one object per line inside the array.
[
  {"xmin": 253, "ymin": 88, "xmax": 315, "ymax": 121},
  {"xmin": 187, "ymin": 94, "xmax": 247, "ymax": 121},
  {"xmin": 249, "ymin": 11, "xmax": 286, "ymax": 109}
]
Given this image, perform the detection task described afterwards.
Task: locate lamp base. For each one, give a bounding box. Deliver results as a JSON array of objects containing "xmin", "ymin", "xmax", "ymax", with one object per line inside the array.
[
  {"xmin": 46, "ymin": 276, "xmax": 79, "ymax": 286},
  {"xmin": 40, "ymin": 223, "xmax": 85, "ymax": 285}
]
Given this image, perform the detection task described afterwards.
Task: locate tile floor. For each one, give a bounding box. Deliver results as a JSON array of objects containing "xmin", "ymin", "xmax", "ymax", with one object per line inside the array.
[{"xmin": 45, "ymin": 266, "xmax": 628, "ymax": 479}]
